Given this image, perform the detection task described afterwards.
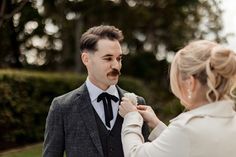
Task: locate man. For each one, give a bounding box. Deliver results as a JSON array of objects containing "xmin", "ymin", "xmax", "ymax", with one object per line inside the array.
[{"xmin": 43, "ymin": 25, "xmax": 149, "ymax": 157}]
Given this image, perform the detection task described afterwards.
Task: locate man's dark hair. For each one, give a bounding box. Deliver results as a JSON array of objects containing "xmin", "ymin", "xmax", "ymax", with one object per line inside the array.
[{"xmin": 80, "ymin": 25, "xmax": 124, "ymax": 53}]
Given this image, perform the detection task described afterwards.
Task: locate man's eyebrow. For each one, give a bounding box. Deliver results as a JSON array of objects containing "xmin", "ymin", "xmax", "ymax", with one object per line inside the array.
[
  {"xmin": 101, "ymin": 54, "xmax": 123, "ymax": 58},
  {"xmin": 102, "ymin": 54, "xmax": 113, "ymax": 58}
]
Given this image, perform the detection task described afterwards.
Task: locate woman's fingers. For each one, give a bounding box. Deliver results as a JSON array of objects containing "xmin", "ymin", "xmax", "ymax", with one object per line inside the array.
[
  {"xmin": 119, "ymin": 97, "xmax": 138, "ymax": 117},
  {"xmin": 137, "ymin": 105, "xmax": 147, "ymax": 110}
]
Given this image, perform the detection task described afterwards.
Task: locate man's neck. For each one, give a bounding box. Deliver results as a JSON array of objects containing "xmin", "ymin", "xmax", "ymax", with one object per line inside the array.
[{"xmin": 88, "ymin": 78, "xmax": 110, "ymax": 90}]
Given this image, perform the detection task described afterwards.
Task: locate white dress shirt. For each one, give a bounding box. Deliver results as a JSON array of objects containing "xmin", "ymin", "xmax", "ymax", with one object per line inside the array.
[
  {"xmin": 86, "ymin": 78, "xmax": 120, "ymax": 130},
  {"xmin": 122, "ymin": 100, "xmax": 236, "ymax": 157}
]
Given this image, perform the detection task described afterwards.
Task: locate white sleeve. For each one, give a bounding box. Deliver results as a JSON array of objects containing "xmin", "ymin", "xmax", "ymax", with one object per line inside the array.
[
  {"xmin": 148, "ymin": 121, "xmax": 167, "ymax": 141},
  {"xmin": 122, "ymin": 112, "xmax": 190, "ymax": 157}
]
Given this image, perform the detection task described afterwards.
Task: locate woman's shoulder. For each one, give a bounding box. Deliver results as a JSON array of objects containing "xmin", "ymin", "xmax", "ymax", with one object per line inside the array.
[
  {"xmin": 169, "ymin": 112, "xmax": 203, "ymax": 127},
  {"xmin": 170, "ymin": 100, "xmax": 236, "ymax": 126}
]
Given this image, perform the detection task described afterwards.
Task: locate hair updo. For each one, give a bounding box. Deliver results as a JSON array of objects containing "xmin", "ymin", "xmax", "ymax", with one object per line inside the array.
[{"xmin": 170, "ymin": 40, "xmax": 236, "ymax": 102}]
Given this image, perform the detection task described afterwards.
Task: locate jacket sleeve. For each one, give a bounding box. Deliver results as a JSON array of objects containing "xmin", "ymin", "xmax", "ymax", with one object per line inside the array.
[
  {"xmin": 43, "ymin": 99, "xmax": 65, "ymax": 157},
  {"xmin": 137, "ymin": 96, "xmax": 150, "ymax": 142},
  {"xmin": 122, "ymin": 112, "xmax": 190, "ymax": 157}
]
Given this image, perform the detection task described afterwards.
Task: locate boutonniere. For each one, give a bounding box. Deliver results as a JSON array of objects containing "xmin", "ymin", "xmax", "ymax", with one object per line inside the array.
[{"xmin": 123, "ymin": 93, "xmax": 138, "ymax": 106}]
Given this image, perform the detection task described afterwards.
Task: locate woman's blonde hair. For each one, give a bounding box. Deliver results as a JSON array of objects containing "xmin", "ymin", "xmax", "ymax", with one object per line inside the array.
[{"xmin": 170, "ymin": 40, "xmax": 236, "ymax": 102}]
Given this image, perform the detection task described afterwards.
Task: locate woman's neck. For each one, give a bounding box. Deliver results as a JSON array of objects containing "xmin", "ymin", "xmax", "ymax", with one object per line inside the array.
[{"xmin": 189, "ymin": 99, "xmax": 210, "ymax": 110}]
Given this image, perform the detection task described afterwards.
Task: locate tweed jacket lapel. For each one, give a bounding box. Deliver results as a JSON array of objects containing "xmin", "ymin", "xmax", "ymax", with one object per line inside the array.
[
  {"xmin": 76, "ymin": 84, "xmax": 104, "ymax": 157},
  {"xmin": 116, "ymin": 86, "xmax": 125, "ymax": 100}
]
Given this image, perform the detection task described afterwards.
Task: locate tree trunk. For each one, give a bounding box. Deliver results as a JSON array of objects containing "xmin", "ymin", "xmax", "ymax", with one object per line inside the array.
[
  {"xmin": 75, "ymin": 17, "xmax": 84, "ymax": 73},
  {"xmin": 7, "ymin": 0, "xmax": 22, "ymax": 68}
]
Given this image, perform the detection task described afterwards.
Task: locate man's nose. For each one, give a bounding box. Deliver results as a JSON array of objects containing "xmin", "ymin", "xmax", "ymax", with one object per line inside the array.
[{"xmin": 111, "ymin": 60, "xmax": 120, "ymax": 69}]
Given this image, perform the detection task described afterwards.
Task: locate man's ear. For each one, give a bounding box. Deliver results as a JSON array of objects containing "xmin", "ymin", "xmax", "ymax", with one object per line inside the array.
[{"xmin": 81, "ymin": 52, "xmax": 89, "ymax": 66}]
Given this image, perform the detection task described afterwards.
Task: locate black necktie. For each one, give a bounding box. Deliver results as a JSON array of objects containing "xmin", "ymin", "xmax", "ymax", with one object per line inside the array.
[{"xmin": 97, "ymin": 92, "xmax": 119, "ymax": 128}]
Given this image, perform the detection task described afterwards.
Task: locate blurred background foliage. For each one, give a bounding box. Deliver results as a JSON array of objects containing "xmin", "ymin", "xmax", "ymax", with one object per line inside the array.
[
  {"xmin": 0, "ymin": 0, "xmax": 225, "ymax": 70},
  {"xmin": 0, "ymin": 70, "xmax": 85, "ymax": 150},
  {"xmin": 0, "ymin": 0, "xmax": 226, "ymax": 150}
]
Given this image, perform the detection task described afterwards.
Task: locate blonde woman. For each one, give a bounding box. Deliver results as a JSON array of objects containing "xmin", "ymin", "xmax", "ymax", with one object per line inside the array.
[{"xmin": 119, "ymin": 40, "xmax": 236, "ymax": 157}]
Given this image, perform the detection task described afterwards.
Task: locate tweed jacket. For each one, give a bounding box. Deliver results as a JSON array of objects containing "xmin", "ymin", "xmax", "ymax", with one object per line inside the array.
[
  {"xmin": 43, "ymin": 83, "xmax": 149, "ymax": 157},
  {"xmin": 122, "ymin": 100, "xmax": 236, "ymax": 157}
]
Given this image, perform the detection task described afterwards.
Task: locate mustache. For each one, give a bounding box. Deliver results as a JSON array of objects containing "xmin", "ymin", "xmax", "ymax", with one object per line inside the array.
[{"xmin": 108, "ymin": 69, "xmax": 121, "ymax": 76}]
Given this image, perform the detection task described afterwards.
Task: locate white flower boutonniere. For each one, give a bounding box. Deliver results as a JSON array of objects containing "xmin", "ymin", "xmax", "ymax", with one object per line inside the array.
[{"xmin": 123, "ymin": 93, "xmax": 138, "ymax": 106}]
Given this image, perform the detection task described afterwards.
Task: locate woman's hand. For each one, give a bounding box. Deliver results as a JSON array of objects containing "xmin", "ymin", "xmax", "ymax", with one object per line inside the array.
[
  {"xmin": 137, "ymin": 105, "xmax": 160, "ymax": 129},
  {"xmin": 119, "ymin": 97, "xmax": 138, "ymax": 117}
]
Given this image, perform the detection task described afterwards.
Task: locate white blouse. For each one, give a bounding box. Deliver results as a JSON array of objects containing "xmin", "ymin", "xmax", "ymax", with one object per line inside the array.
[{"xmin": 122, "ymin": 100, "xmax": 236, "ymax": 157}]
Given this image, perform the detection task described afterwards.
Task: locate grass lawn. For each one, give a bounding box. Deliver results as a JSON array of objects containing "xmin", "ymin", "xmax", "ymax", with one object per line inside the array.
[{"xmin": 0, "ymin": 143, "xmax": 42, "ymax": 157}]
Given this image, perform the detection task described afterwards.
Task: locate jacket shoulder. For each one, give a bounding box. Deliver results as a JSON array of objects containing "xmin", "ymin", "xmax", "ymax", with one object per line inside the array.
[
  {"xmin": 50, "ymin": 84, "xmax": 86, "ymax": 110},
  {"xmin": 170, "ymin": 112, "xmax": 205, "ymax": 127}
]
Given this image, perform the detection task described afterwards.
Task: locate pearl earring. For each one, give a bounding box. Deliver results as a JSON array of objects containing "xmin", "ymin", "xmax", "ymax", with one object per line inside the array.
[{"xmin": 188, "ymin": 89, "xmax": 192, "ymax": 99}]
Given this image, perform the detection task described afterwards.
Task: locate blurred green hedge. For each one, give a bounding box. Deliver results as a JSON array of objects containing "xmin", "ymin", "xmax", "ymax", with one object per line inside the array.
[
  {"xmin": 0, "ymin": 69, "xmax": 155, "ymax": 150},
  {"xmin": 0, "ymin": 70, "xmax": 85, "ymax": 150}
]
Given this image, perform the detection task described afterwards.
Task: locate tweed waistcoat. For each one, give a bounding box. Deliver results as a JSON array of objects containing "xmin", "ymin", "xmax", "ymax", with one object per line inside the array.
[{"xmin": 93, "ymin": 109, "xmax": 124, "ymax": 157}]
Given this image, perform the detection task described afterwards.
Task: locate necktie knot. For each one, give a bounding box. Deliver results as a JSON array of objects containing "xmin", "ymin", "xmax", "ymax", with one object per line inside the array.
[
  {"xmin": 97, "ymin": 92, "xmax": 119, "ymax": 128},
  {"xmin": 97, "ymin": 92, "xmax": 119, "ymax": 103}
]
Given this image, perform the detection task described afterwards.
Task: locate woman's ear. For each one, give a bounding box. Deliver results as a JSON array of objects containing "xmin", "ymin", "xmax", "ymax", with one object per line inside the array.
[
  {"xmin": 188, "ymin": 75, "xmax": 196, "ymax": 92},
  {"xmin": 81, "ymin": 52, "xmax": 89, "ymax": 66}
]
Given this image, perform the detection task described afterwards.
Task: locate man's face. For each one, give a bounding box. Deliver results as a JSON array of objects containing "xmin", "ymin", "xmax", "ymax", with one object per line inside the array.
[{"xmin": 83, "ymin": 39, "xmax": 122, "ymax": 90}]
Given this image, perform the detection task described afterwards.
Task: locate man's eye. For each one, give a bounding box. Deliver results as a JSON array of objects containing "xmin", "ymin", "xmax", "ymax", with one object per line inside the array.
[
  {"xmin": 117, "ymin": 57, "xmax": 122, "ymax": 62},
  {"xmin": 104, "ymin": 58, "xmax": 112, "ymax": 61}
]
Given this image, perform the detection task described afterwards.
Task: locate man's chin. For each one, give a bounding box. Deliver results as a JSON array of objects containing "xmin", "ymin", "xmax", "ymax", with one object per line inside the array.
[{"xmin": 107, "ymin": 76, "xmax": 119, "ymax": 84}]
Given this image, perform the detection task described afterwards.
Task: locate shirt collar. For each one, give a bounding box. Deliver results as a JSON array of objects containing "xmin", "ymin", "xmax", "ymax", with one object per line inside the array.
[{"xmin": 85, "ymin": 77, "xmax": 119, "ymax": 102}]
